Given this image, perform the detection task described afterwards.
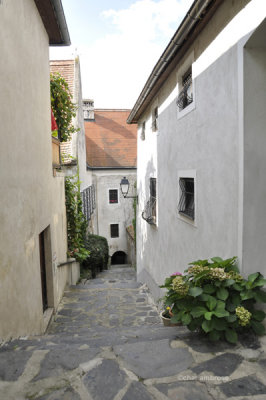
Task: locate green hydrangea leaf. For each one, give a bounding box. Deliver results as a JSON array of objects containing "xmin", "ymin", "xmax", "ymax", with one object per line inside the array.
[
  {"xmin": 226, "ymin": 314, "xmax": 237, "ymax": 323},
  {"xmin": 217, "ymin": 288, "xmax": 229, "ymax": 301},
  {"xmin": 188, "ymin": 287, "xmax": 203, "ymax": 297},
  {"xmin": 182, "ymin": 313, "xmax": 192, "ymax": 325},
  {"xmin": 202, "ymin": 320, "xmax": 213, "ymax": 333},
  {"xmin": 225, "ymin": 329, "xmax": 238, "ymax": 343},
  {"xmin": 203, "ymin": 284, "xmax": 216, "ymax": 294},
  {"xmin": 248, "ymin": 272, "xmax": 260, "ymax": 283},
  {"xmin": 213, "ymin": 317, "xmax": 227, "ymax": 331},
  {"xmin": 191, "ymin": 306, "xmax": 208, "ymax": 318},
  {"xmin": 204, "ymin": 312, "xmax": 213, "ymax": 321},
  {"xmin": 206, "ymin": 296, "xmax": 217, "ymax": 311},
  {"xmin": 208, "ymin": 330, "xmax": 220, "ymax": 341},
  {"xmin": 251, "ymin": 320, "xmax": 266, "ymax": 335},
  {"xmin": 252, "ymin": 310, "xmax": 266, "ymax": 322},
  {"xmin": 254, "ymin": 290, "xmax": 266, "ymax": 303}
]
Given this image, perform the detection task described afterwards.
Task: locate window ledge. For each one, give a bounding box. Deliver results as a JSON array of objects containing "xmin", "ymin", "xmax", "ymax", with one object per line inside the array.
[{"xmin": 177, "ymin": 100, "xmax": 195, "ymax": 120}]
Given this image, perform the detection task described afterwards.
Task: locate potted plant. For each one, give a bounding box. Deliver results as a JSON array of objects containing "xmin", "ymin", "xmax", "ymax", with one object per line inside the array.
[{"xmin": 160, "ymin": 257, "xmax": 266, "ymax": 343}]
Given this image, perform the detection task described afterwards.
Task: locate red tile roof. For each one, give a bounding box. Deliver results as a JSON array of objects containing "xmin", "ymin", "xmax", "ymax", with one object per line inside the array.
[
  {"xmin": 85, "ymin": 110, "xmax": 137, "ymax": 168},
  {"xmin": 50, "ymin": 60, "xmax": 75, "ymax": 97}
]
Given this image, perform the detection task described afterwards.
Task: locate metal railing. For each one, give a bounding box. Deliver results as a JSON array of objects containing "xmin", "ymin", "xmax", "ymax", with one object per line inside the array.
[
  {"xmin": 142, "ymin": 197, "xmax": 156, "ymax": 225},
  {"xmin": 81, "ymin": 184, "xmax": 96, "ymax": 222}
]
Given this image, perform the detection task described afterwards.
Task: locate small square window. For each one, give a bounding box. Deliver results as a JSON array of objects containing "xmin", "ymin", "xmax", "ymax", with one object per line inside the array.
[
  {"xmin": 141, "ymin": 121, "xmax": 145, "ymax": 140},
  {"xmin": 152, "ymin": 107, "xmax": 158, "ymax": 132},
  {"xmin": 110, "ymin": 224, "xmax": 119, "ymax": 238},
  {"xmin": 178, "ymin": 178, "xmax": 194, "ymax": 220},
  {"xmin": 109, "ymin": 189, "xmax": 118, "ymax": 203}
]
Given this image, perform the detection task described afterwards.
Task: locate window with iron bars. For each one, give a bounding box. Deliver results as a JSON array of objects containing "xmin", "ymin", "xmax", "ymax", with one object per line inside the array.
[
  {"xmin": 109, "ymin": 189, "xmax": 118, "ymax": 203},
  {"xmin": 81, "ymin": 184, "xmax": 95, "ymax": 222},
  {"xmin": 141, "ymin": 121, "xmax": 146, "ymax": 140},
  {"xmin": 178, "ymin": 178, "xmax": 194, "ymax": 220},
  {"xmin": 176, "ymin": 67, "xmax": 193, "ymax": 111},
  {"xmin": 152, "ymin": 106, "xmax": 158, "ymax": 132},
  {"xmin": 110, "ymin": 224, "xmax": 119, "ymax": 238},
  {"xmin": 141, "ymin": 178, "xmax": 157, "ymax": 225}
]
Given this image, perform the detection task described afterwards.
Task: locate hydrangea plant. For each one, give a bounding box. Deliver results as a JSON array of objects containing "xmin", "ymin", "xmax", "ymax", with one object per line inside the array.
[{"xmin": 160, "ymin": 257, "xmax": 266, "ymax": 343}]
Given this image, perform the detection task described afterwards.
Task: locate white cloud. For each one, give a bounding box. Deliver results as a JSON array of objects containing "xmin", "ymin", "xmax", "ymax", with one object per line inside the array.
[{"xmin": 50, "ymin": 0, "xmax": 193, "ymax": 108}]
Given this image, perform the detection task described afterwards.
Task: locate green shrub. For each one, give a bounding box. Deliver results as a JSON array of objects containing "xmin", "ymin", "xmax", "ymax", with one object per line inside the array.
[
  {"xmin": 65, "ymin": 175, "xmax": 89, "ymax": 263},
  {"xmin": 83, "ymin": 234, "xmax": 109, "ymax": 278},
  {"xmin": 160, "ymin": 257, "xmax": 266, "ymax": 343}
]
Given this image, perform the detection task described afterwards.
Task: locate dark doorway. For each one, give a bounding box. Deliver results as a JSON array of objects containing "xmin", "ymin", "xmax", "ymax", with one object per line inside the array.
[
  {"xmin": 111, "ymin": 251, "xmax": 127, "ymax": 265},
  {"xmin": 39, "ymin": 230, "xmax": 48, "ymax": 312}
]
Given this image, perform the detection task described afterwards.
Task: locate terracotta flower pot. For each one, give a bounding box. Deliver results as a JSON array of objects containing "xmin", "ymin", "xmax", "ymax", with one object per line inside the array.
[{"xmin": 160, "ymin": 311, "xmax": 182, "ymax": 327}]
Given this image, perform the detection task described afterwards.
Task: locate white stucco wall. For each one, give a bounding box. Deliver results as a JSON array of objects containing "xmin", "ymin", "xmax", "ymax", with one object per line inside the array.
[
  {"xmin": 136, "ymin": 0, "xmax": 266, "ymax": 300},
  {"xmin": 93, "ymin": 170, "xmax": 136, "ymax": 262},
  {"xmin": 73, "ymin": 59, "xmax": 93, "ymax": 191},
  {"xmin": 242, "ymin": 25, "xmax": 266, "ymax": 277},
  {"xmin": 0, "ymin": 0, "xmax": 70, "ymax": 341}
]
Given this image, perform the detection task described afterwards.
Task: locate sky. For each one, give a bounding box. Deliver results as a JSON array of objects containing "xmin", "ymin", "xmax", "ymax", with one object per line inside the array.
[{"xmin": 49, "ymin": 0, "xmax": 194, "ymax": 109}]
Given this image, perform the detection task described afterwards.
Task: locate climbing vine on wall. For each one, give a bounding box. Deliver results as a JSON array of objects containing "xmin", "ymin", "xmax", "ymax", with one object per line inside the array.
[
  {"xmin": 50, "ymin": 73, "xmax": 78, "ymax": 142},
  {"xmin": 65, "ymin": 175, "xmax": 89, "ymax": 263}
]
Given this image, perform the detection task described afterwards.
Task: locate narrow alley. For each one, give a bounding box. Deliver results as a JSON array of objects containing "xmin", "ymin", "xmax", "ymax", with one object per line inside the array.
[{"xmin": 0, "ymin": 265, "xmax": 266, "ymax": 400}]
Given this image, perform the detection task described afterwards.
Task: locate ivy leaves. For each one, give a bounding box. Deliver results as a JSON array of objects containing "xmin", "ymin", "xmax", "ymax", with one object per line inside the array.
[
  {"xmin": 50, "ymin": 73, "xmax": 78, "ymax": 142},
  {"xmin": 65, "ymin": 175, "xmax": 89, "ymax": 263}
]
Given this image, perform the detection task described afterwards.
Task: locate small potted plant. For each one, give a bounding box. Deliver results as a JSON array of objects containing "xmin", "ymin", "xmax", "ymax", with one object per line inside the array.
[{"xmin": 160, "ymin": 272, "xmax": 183, "ymax": 327}]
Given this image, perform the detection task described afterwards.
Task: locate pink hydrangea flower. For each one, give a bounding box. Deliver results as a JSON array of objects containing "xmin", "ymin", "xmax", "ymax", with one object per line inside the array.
[{"xmin": 171, "ymin": 272, "xmax": 182, "ymax": 276}]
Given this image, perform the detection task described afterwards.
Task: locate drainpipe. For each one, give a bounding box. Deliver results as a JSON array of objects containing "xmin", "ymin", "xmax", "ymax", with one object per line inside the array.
[{"xmin": 127, "ymin": 0, "xmax": 214, "ymax": 123}]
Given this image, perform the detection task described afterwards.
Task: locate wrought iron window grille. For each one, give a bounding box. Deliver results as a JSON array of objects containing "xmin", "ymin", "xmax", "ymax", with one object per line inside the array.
[
  {"xmin": 178, "ymin": 178, "xmax": 194, "ymax": 220},
  {"xmin": 141, "ymin": 197, "xmax": 156, "ymax": 225},
  {"xmin": 142, "ymin": 178, "xmax": 157, "ymax": 225},
  {"xmin": 176, "ymin": 72, "xmax": 193, "ymax": 111},
  {"xmin": 152, "ymin": 107, "xmax": 158, "ymax": 132},
  {"xmin": 141, "ymin": 121, "xmax": 146, "ymax": 140},
  {"xmin": 81, "ymin": 184, "xmax": 95, "ymax": 222}
]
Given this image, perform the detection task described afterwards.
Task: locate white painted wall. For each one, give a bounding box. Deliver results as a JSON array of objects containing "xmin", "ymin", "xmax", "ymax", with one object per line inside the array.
[
  {"xmin": 0, "ymin": 0, "xmax": 71, "ymax": 341},
  {"xmin": 92, "ymin": 170, "xmax": 136, "ymax": 262},
  {"xmin": 136, "ymin": 0, "xmax": 266, "ymax": 300}
]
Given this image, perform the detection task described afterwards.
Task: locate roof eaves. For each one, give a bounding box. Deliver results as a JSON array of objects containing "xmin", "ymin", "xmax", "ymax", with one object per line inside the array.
[
  {"xmin": 34, "ymin": 0, "xmax": 71, "ymax": 46},
  {"xmin": 127, "ymin": 0, "xmax": 223, "ymax": 124}
]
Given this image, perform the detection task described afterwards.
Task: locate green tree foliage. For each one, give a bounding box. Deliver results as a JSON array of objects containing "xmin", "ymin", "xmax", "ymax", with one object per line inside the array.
[
  {"xmin": 65, "ymin": 175, "xmax": 89, "ymax": 263},
  {"xmin": 50, "ymin": 73, "xmax": 77, "ymax": 142}
]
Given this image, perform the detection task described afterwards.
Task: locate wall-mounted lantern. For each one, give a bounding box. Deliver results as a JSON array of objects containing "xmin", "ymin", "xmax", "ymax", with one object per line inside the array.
[{"xmin": 120, "ymin": 177, "xmax": 138, "ymax": 201}]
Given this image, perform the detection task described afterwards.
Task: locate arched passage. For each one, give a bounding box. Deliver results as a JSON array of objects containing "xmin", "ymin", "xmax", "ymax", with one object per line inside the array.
[{"xmin": 111, "ymin": 251, "xmax": 127, "ymax": 265}]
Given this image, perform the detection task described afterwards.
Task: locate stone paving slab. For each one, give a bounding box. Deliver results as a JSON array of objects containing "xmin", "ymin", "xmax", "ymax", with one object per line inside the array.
[{"xmin": 0, "ymin": 264, "xmax": 265, "ymax": 400}]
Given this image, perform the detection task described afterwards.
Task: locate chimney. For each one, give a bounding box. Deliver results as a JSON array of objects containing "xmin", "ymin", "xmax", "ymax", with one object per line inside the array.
[{"xmin": 83, "ymin": 99, "xmax": 95, "ymax": 120}]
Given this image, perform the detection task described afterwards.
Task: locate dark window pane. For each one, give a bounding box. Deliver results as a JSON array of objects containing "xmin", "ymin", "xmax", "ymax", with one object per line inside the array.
[
  {"xmin": 110, "ymin": 224, "xmax": 119, "ymax": 238},
  {"xmin": 109, "ymin": 189, "xmax": 118, "ymax": 203},
  {"xmin": 178, "ymin": 178, "xmax": 194, "ymax": 220}
]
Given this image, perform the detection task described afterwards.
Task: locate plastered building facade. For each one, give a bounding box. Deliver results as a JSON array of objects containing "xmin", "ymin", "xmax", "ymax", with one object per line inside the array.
[
  {"xmin": 128, "ymin": 0, "xmax": 266, "ymax": 299},
  {"xmin": 0, "ymin": 0, "xmax": 78, "ymax": 341}
]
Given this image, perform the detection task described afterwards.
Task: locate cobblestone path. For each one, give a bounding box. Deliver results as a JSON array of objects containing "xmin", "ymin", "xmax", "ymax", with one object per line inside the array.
[{"xmin": 0, "ymin": 265, "xmax": 266, "ymax": 399}]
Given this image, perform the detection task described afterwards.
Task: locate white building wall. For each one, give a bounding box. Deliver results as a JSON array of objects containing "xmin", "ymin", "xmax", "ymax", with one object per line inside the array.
[
  {"xmin": 136, "ymin": 0, "xmax": 266, "ymax": 300},
  {"xmin": 73, "ymin": 59, "xmax": 93, "ymax": 191},
  {"xmin": 93, "ymin": 170, "xmax": 136, "ymax": 262},
  {"xmin": 0, "ymin": 0, "xmax": 71, "ymax": 341}
]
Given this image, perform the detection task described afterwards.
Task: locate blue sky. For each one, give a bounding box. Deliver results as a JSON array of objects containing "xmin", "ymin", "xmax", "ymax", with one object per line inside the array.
[{"xmin": 50, "ymin": 0, "xmax": 194, "ymax": 108}]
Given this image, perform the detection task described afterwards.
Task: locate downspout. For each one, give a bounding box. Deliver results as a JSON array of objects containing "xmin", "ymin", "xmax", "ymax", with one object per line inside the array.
[
  {"xmin": 50, "ymin": 0, "xmax": 71, "ymax": 46},
  {"xmin": 127, "ymin": 0, "xmax": 213, "ymax": 123}
]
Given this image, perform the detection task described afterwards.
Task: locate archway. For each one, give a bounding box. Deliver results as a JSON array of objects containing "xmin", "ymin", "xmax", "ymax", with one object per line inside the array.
[{"xmin": 111, "ymin": 251, "xmax": 127, "ymax": 265}]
